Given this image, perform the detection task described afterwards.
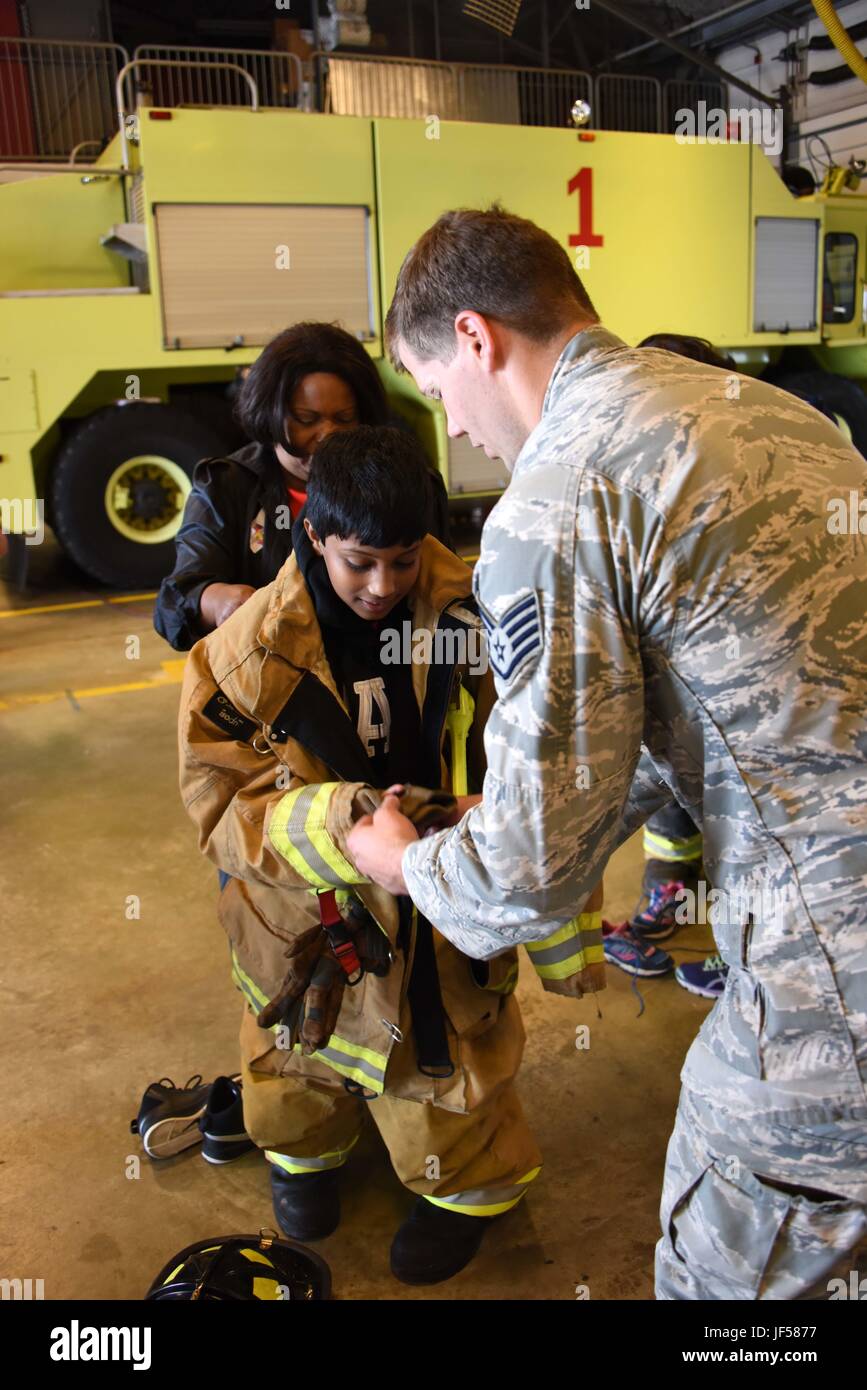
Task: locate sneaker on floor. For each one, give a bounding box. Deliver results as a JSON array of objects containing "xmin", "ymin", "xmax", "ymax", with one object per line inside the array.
[
  {"xmin": 130, "ymin": 1075, "xmax": 211, "ymax": 1160},
  {"xmin": 631, "ymin": 879, "xmax": 687, "ymax": 941},
  {"xmin": 602, "ymin": 921, "xmax": 674, "ymax": 977},
  {"xmin": 199, "ymin": 1075, "xmax": 255, "ymax": 1165},
  {"xmin": 675, "ymin": 955, "xmax": 729, "ymax": 998},
  {"xmin": 641, "ymin": 856, "xmax": 703, "ymax": 897},
  {"xmin": 390, "ymin": 1197, "xmax": 490, "ymax": 1286},
  {"xmin": 270, "ymin": 1165, "xmax": 341, "ymax": 1243}
]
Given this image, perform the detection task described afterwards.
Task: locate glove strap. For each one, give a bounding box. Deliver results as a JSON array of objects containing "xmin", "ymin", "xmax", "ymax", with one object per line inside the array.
[{"xmin": 317, "ymin": 890, "xmax": 363, "ymax": 986}]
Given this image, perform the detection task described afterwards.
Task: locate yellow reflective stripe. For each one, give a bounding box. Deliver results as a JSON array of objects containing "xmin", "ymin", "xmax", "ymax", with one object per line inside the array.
[
  {"xmin": 445, "ymin": 685, "xmax": 475, "ymax": 797},
  {"xmin": 239, "ymin": 1248, "xmax": 274, "ymax": 1267},
  {"xmin": 424, "ymin": 1166, "xmax": 541, "ymax": 1216},
  {"xmin": 305, "ymin": 782, "xmax": 367, "ymax": 886},
  {"xmin": 527, "ymin": 911, "xmax": 603, "ymax": 980},
  {"xmin": 270, "ymin": 783, "xmax": 368, "ymax": 888},
  {"xmin": 231, "ymin": 952, "xmax": 269, "ymax": 1010},
  {"xmin": 252, "ymin": 1277, "xmax": 281, "ymax": 1300},
  {"xmin": 269, "ymin": 785, "xmax": 332, "ymax": 888},
  {"xmin": 266, "ymin": 1134, "xmax": 359, "ymax": 1174},
  {"xmin": 488, "ymin": 961, "xmax": 519, "ymax": 995},
  {"xmin": 643, "ymin": 827, "xmax": 703, "ymax": 862},
  {"xmin": 525, "ymin": 917, "xmax": 590, "ymax": 953}
]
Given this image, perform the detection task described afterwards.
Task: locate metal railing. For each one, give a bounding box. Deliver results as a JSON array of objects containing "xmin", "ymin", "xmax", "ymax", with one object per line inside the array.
[
  {"xmin": 132, "ymin": 44, "xmax": 302, "ymax": 110},
  {"xmin": 321, "ymin": 52, "xmax": 592, "ymax": 129},
  {"xmin": 321, "ymin": 56, "xmax": 728, "ymax": 136},
  {"xmin": 663, "ymin": 79, "xmax": 728, "ymax": 134},
  {"xmin": 0, "ymin": 36, "xmax": 746, "ymax": 162},
  {"xmin": 0, "ymin": 37, "xmax": 128, "ymax": 160},
  {"xmin": 595, "ymin": 73, "xmax": 662, "ymax": 133},
  {"xmin": 116, "ymin": 61, "xmax": 260, "ymax": 168}
]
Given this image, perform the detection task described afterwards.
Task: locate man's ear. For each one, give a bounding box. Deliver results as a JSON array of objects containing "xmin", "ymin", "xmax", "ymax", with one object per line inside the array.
[
  {"xmin": 304, "ymin": 518, "xmax": 324, "ymax": 554},
  {"xmin": 454, "ymin": 310, "xmax": 497, "ymax": 370}
]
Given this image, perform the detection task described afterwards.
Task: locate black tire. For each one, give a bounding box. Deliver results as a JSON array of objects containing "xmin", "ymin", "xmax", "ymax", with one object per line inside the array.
[
  {"xmin": 49, "ymin": 403, "xmax": 234, "ymax": 588},
  {"xmin": 765, "ymin": 369, "xmax": 867, "ymax": 458}
]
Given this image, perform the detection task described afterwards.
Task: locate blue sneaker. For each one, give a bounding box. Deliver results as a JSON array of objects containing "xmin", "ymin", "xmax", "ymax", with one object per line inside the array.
[
  {"xmin": 632, "ymin": 880, "xmax": 686, "ymax": 941},
  {"xmin": 602, "ymin": 922, "xmax": 674, "ymax": 977},
  {"xmin": 675, "ymin": 955, "xmax": 729, "ymax": 998}
]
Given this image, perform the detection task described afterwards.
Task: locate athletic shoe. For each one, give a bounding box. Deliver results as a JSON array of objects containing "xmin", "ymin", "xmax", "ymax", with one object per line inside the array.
[
  {"xmin": 390, "ymin": 1197, "xmax": 490, "ymax": 1285},
  {"xmin": 130, "ymin": 1075, "xmax": 211, "ymax": 1159},
  {"xmin": 602, "ymin": 921, "xmax": 674, "ymax": 977},
  {"xmin": 270, "ymin": 1166, "xmax": 341, "ymax": 1243},
  {"xmin": 631, "ymin": 879, "xmax": 687, "ymax": 941},
  {"xmin": 675, "ymin": 955, "xmax": 729, "ymax": 998},
  {"xmin": 199, "ymin": 1075, "xmax": 255, "ymax": 1165},
  {"xmin": 641, "ymin": 855, "xmax": 702, "ymax": 895}
]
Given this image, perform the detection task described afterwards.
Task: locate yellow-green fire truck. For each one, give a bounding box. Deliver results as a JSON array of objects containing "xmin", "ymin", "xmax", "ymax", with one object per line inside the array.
[{"xmin": 2, "ymin": 53, "xmax": 867, "ymax": 585}]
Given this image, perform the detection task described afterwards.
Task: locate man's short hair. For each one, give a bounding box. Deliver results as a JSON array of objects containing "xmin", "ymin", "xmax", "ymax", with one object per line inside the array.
[
  {"xmin": 385, "ymin": 203, "xmax": 598, "ymax": 369},
  {"xmin": 306, "ymin": 425, "xmax": 433, "ymax": 547}
]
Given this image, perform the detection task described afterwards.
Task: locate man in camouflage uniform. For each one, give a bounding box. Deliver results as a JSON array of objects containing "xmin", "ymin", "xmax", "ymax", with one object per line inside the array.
[{"xmin": 348, "ymin": 206, "xmax": 867, "ymax": 1299}]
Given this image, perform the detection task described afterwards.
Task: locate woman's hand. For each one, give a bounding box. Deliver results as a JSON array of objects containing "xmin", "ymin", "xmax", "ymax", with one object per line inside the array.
[{"xmin": 200, "ymin": 582, "xmax": 256, "ymax": 630}]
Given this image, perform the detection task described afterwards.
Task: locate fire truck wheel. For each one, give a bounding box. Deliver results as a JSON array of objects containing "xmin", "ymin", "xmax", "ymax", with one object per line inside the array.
[
  {"xmin": 769, "ymin": 370, "xmax": 867, "ymax": 458},
  {"xmin": 49, "ymin": 403, "xmax": 234, "ymax": 588}
]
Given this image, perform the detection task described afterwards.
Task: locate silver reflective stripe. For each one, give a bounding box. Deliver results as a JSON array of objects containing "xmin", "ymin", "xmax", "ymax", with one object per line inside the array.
[
  {"xmin": 271, "ymin": 1152, "xmax": 341, "ymax": 1171},
  {"xmin": 527, "ymin": 931, "xmax": 598, "ymax": 968},
  {"xmin": 432, "ymin": 1178, "xmax": 531, "ymax": 1209},
  {"xmin": 284, "ymin": 784, "xmax": 344, "ymax": 886},
  {"xmin": 317, "ymin": 1044, "xmax": 384, "ymax": 1085}
]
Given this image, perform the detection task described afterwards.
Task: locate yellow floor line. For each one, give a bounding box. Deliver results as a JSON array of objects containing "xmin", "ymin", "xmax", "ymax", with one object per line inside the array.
[
  {"xmin": 0, "ymin": 599, "xmax": 103, "ymax": 618},
  {"xmin": 0, "ymin": 657, "xmax": 187, "ymax": 712},
  {"xmin": 0, "ymin": 592, "xmax": 157, "ymax": 619}
]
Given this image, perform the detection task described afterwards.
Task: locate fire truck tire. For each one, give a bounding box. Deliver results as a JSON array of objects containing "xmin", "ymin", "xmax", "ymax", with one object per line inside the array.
[
  {"xmin": 768, "ymin": 370, "xmax": 867, "ymax": 458},
  {"xmin": 49, "ymin": 403, "xmax": 233, "ymax": 588}
]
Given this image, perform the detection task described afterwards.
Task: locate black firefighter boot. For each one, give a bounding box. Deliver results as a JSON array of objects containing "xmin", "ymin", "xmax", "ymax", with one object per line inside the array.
[
  {"xmin": 270, "ymin": 1166, "xmax": 341, "ymax": 1243},
  {"xmin": 390, "ymin": 1197, "xmax": 490, "ymax": 1285}
]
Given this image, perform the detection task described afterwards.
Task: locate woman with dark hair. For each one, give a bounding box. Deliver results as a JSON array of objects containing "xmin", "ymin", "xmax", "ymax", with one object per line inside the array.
[{"xmin": 154, "ymin": 322, "xmax": 450, "ymax": 650}]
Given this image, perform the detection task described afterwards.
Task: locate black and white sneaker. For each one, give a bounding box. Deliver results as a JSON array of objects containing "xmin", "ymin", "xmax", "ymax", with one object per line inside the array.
[
  {"xmin": 130, "ymin": 1075, "xmax": 211, "ymax": 1160},
  {"xmin": 199, "ymin": 1075, "xmax": 255, "ymax": 1165}
]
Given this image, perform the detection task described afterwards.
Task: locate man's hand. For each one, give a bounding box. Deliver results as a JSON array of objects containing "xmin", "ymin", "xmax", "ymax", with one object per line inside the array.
[
  {"xmin": 200, "ymin": 582, "xmax": 256, "ymax": 630},
  {"xmin": 347, "ymin": 793, "xmax": 419, "ymax": 896}
]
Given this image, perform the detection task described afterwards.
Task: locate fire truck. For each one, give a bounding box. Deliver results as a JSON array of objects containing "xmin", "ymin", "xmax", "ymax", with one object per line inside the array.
[{"xmin": 2, "ymin": 44, "xmax": 866, "ymax": 585}]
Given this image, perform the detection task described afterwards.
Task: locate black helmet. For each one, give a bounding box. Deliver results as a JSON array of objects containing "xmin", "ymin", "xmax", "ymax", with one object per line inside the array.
[{"xmin": 145, "ymin": 1229, "xmax": 331, "ymax": 1300}]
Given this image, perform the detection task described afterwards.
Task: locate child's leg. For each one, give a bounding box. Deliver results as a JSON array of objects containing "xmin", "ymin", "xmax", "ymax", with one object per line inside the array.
[{"xmin": 238, "ymin": 1004, "xmax": 363, "ymax": 1174}]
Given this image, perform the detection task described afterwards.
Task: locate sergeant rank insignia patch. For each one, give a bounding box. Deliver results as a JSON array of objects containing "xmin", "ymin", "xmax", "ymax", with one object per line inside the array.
[{"xmin": 479, "ymin": 590, "xmax": 542, "ymax": 682}]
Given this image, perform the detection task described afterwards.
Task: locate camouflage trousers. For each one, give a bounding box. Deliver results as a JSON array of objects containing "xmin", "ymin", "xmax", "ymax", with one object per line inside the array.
[{"xmin": 656, "ymin": 1094, "xmax": 867, "ymax": 1300}]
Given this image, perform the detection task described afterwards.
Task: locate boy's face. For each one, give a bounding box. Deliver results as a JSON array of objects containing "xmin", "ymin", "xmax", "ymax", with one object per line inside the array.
[{"xmin": 304, "ymin": 521, "xmax": 422, "ymax": 620}]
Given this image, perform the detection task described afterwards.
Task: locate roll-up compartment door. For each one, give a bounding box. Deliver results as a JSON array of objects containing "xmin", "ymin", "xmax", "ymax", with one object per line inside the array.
[{"xmin": 155, "ymin": 203, "xmax": 374, "ymax": 349}]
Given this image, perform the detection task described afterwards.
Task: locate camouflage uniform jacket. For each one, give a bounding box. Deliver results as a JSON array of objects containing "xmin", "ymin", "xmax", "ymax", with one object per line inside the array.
[{"xmin": 403, "ymin": 325, "xmax": 867, "ymax": 1194}]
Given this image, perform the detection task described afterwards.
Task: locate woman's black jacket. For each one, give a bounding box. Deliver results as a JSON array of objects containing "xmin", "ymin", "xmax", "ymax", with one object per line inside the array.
[{"xmin": 153, "ymin": 442, "xmax": 453, "ymax": 651}]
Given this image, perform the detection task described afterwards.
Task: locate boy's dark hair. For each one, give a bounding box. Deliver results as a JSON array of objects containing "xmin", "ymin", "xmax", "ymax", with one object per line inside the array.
[
  {"xmin": 306, "ymin": 425, "xmax": 433, "ymax": 548},
  {"xmin": 236, "ymin": 322, "xmax": 389, "ymax": 446},
  {"xmin": 638, "ymin": 333, "xmax": 736, "ymax": 371},
  {"xmin": 385, "ymin": 203, "xmax": 598, "ymax": 369}
]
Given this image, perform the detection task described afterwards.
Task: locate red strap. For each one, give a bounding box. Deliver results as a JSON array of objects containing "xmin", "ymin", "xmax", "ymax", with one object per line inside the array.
[
  {"xmin": 317, "ymin": 891, "xmax": 362, "ymax": 980},
  {"xmin": 317, "ymin": 889, "xmax": 343, "ymax": 929}
]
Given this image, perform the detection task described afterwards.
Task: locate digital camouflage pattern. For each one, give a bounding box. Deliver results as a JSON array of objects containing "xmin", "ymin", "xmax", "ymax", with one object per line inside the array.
[{"xmin": 402, "ymin": 324, "xmax": 867, "ymax": 1208}]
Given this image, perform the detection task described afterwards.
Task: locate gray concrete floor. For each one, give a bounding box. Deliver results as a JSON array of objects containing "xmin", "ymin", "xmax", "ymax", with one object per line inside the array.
[{"xmin": 1, "ymin": 534, "xmax": 716, "ymax": 1301}]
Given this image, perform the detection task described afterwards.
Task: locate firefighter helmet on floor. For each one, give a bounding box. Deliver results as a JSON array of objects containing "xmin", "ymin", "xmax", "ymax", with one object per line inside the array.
[{"xmin": 145, "ymin": 1229, "xmax": 331, "ymax": 1300}]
